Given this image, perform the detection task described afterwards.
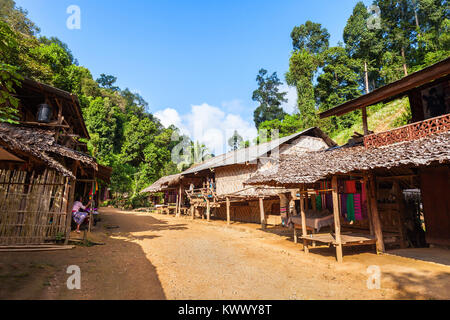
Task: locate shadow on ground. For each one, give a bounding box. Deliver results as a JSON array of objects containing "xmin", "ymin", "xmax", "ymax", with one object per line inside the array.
[{"xmin": 0, "ymin": 209, "xmax": 178, "ymax": 300}]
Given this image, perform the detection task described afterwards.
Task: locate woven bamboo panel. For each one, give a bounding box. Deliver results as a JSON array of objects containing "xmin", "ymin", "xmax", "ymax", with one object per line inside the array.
[
  {"xmin": 215, "ymin": 164, "xmax": 257, "ymax": 195},
  {"xmin": 215, "ymin": 199, "xmax": 280, "ymax": 224},
  {"xmin": 0, "ymin": 169, "xmax": 69, "ymax": 245}
]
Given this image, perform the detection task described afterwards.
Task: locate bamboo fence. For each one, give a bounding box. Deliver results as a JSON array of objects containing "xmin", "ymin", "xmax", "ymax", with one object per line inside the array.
[{"xmin": 0, "ymin": 169, "xmax": 70, "ymax": 245}]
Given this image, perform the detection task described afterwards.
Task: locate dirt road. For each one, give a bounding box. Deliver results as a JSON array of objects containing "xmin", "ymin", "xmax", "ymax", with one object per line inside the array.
[{"xmin": 1, "ymin": 208, "xmax": 449, "ymax": 300}]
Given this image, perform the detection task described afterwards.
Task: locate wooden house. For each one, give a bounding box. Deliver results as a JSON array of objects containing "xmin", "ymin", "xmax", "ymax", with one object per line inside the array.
[
  {"xmin": 246, "ymin": 57, "xmax": 450, "ymax": 262},
  {"xmin": 0, "ymin": 78, "xmax": 110, "ymax": 246},
  {"xmin": 147, "ymin": 128, "xmax": 336, "ymax": 224}
]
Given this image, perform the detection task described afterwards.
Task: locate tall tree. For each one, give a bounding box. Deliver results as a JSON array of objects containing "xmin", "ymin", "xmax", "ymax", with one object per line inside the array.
[
  {"xmin": 252, "ymin": 69, "xmax": 288, "ymax": 128},
  {"xmin": 286, "ymin": 21, "xmax": 330, "ymax": 129},
  {"xmin": 315, "ymin": 46, "xmax": 362, "ymax": 134},
  {"xmin": 344, "ymin": 2, "xmax": 384, "ymax": 93}
]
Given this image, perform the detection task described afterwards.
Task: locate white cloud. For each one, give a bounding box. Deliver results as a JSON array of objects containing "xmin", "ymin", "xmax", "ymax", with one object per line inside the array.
[
  {"xmin": 155, "ymin": 103, "xmax": 258, "ymax": 156},
  {"xmin": 280, "ymin": 84, "xmax": 298, "ymax": 114}
]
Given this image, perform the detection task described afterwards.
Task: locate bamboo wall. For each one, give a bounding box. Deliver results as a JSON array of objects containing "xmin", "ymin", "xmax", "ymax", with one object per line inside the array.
[
  {"xmin": 0, "ymin": 169, "xmax": 69, "ymax": 245},
  {"xmin": 215, "ymin": 199, "xmax": 280, "ymax": 224},
  {"xmin": 215, "ymin": 164, "xmax": 258, "ymax": 195}
]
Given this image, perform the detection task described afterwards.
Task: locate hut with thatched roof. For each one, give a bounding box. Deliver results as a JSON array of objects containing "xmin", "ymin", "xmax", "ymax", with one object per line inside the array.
[
  {"xmin": 0, "ymin": 78, "xmax": 110, "ymax": 246},
  {"xmin": 141, "ymin": 127, "xmax": 336, "ymax": 225},
  {"xmin": 246, "ymin": 58, "xmax": 450, "ymax": 262}
]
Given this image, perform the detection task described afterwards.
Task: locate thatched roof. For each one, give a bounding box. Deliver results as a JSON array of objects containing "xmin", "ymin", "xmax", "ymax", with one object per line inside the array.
[
  {"xmin": 218, "ymin": 186, "xmax": 290, "ymax": 199},
  {"xmin": 0, "ymin": 123, "xmax": 97, "ymax": 178},
  {"xmin": 182, "ymin": 127, "xmax": 336, "ymax": 175},
  {"xmin": 140, "ymin": 173, "xmax": 182, "ymax": 194},
  {"xmin": 245, "ymin": 131, "xmax": 450, "ymax": 187}
]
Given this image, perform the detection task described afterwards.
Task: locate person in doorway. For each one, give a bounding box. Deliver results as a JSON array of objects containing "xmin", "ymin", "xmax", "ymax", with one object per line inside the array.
[{"xmin": 72, "ymin": 196, "xmax": 91, "ymax": 233}]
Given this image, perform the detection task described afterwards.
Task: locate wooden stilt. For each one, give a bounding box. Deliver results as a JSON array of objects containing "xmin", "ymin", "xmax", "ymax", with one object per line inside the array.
[
  {"xmin": 259, "ymin": 197, "xmax": 266, "ymax": 229},
  {"xmin": 206, "ymin": 199, "xmax": 211, "ymax": 221},
  {"xmin": 294, "ymin": 227, "xmax": 298, "ymax": 244},
  {"xmin": 368, "ymin": 174, "xmax": 385, "ymax": 254},
  {"xmin": 332, "ymin": 176, "xmax": 343, "ymax": 263},
  {"xmin": 300, "ymin": 193, "xmax": 309, "ymax": 253},
  {"xmin": 191, "ymin": 205, "xmax": 195, "ymax": 220},
  {"xmin": 226, "ymin": 197, "xmax": 231, "ymax": 225}
]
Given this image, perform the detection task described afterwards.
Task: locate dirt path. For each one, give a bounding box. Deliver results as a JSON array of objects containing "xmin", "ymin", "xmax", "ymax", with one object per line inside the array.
[{"xmin": 1, "ymin": 208, "xmax": 449, "ymax": 300}]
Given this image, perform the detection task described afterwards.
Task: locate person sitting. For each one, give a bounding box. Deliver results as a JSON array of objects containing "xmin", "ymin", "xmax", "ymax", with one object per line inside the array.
[{"xmin": 72, "ymin": 196, "xmax": 91, "ymax": 234}]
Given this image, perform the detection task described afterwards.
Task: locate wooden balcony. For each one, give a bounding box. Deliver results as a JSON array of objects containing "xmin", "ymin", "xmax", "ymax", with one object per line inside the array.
[{"xmin": 364, "ymin": 113, "xmax": 450, "ymax": 149}]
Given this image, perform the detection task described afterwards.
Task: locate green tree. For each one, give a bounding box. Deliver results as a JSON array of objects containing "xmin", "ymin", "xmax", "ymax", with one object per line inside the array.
[
  {"xmin": 291, "ymin": 20, "xmax": 330, "ymax": 54},
  {"xmin": 315, "ymin": 46, "xmax": 362, "ymax": 134},
  {"xmin": 96, "ymin": 73, "xmax": 119, "ymax": 91},
  {"xmin": 252, "ymin": 69, "xmax": 287, "ymax": 128},
  {"xmin": 344, "ymin": 2, "xmax": 384, "ymax": 93}
]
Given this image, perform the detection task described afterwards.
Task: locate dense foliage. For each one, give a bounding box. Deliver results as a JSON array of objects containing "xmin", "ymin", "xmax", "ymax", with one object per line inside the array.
[
  {"xmin": 0, "ymin": 0, "xmax": 201, "ymax": 197},
  {"xmin": 257, "ymin": 0, "xmax": 449, "ymax": 138}
]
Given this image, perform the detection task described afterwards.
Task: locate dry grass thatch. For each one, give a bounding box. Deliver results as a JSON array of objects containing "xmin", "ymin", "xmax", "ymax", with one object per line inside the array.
[
  {"xmin": 245, "ymin": 131, "xmax": 450, "ymax": 186},
  {"xmin": 0, "ymin": 123, "xmax": 97, "ymax": 178},
  {"xmin": 140, "ymin": 174, "xmax": 182, "ymax": 194}
]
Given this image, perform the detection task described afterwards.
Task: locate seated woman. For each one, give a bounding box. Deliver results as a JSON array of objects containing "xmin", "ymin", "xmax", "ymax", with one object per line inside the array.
[{"xmin": 72, "ymin": 196, "xmax": 91, "ymax": 234}]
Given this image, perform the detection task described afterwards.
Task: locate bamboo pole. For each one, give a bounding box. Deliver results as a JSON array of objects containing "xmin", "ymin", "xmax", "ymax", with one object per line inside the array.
[
  {"xmin": 300, "ymin": 193, "xmax": 308, "ymax": 253},
  {"xmin": 332, "ymin": 176, "xmax": 343, "ymax": 263},
  {"xmin": 206, "ymin": 199, "xmax": 211, "ymax": 221},
  {"xmin": 64, "ymin": 161, "xmax": 78, "ymax": 245},
  {"xmin": 226, "ymin": 197, "xmax": 231, "ymax": 225},
  {"xmin": 259, "ymin": 197, "xmax": 266, "ymax": 229}
]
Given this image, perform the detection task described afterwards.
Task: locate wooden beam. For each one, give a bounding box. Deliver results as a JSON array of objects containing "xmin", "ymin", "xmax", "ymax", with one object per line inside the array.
[
  {"xmin": 259, "ymin": 197, "xmax": 266, "ymax": 229},
  {"xmin": 226, "ymin": 197, "xmax": 231, "ymax": 225},
  {"xmin": 368, "ymin": 174, "xmax": 385, "ymax": 253},
  {"xmin": 332, "ymin": 176, "xmax": 343, "ymax": 263}
]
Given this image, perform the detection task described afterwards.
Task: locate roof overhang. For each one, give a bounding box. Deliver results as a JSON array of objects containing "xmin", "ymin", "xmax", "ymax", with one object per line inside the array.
[{"xmin": 320, "ymin": 57, "xmax": 450, "ymax": 119}]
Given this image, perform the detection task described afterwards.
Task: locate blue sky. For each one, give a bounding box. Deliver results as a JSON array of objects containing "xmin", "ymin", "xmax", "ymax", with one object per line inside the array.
[{"xmin": 15, "ymin": 0, "xmax": 372, "ymax": 154}]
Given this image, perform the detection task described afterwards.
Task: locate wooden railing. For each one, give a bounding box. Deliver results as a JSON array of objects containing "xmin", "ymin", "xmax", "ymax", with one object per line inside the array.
[{"xmin": 364, "ymin": 113, "xmax": 450, "ymax": 149}]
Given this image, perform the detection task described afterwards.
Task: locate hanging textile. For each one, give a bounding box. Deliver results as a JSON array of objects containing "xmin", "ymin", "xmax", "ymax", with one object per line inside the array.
[
  {"xmin": 316, "ymin": 195, "xmax": 322, "ymax": 211},
  {"xmin": 340, "ymin": 194, "xmax": 348, "ymax": 218},
  {"xmin": 345, "ymin": 180, "xmax": 357, "ymax": 194},
  {"xmin": 361, "ymin": 182, "xmax": 368, "ymax": 219},
  {"xmin": 354, "ymin": 194, "xmax": 363, "ymax": 221},
  {"xmin": 326, "ymin": 193, "xmax": 333, "ymax": 212},
  {"xmin": 89, "ymin": 180, "xmax": 98, "ymax": 201},
  {"xmin": 346, "ymin": 194, "xmax": 355, "ymax": 222}
]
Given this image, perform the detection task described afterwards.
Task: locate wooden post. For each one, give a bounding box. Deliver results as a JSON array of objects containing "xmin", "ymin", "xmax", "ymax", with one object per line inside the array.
[
  {"xmin": 259, "ymin": 197, "xmax": 266, "ymax": 229},
  {"xmin": 368, "ymin": 174, "xmax": 385, "ymax": 253},
  {"xmin": 88, "ymin": 180, "xmax": 94, "ymax": 233},
  {"xmin": 294, "ymin": 227, "xmax": 298, "ymax": 244},
  {"xmin": 300, "ymin": 193, "xmax": 309, "ymax": 253},
  {"xmin": 206, "ymin": 198, "xmax": 211, "ymax": 221},
  {"xmin": 363, "ymin": 176, "xmax": 375, "ymax": 236},
  {"xmin": 191, "ymin": 205, "xmax": 195, "ymax": 220},
  {"xmin": 362, "ymin": 107, "xmax": 369, "ymax": 136},
  {"xmin": 332, "ymin": 176, "xmax": 343, "ymax": 263},
  {"xmin": 226, "ymin": 197, "xmax": 231, "ymax": 225},
  {"xmin": 64, "ymin": 161, "xmax": 78, "ymax": 245},
  {"xmin": 393, "ymin": 181, "xmax": 407, "ymax": 248}
]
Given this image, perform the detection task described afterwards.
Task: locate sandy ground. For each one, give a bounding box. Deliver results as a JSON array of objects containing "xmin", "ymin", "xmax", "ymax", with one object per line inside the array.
[{"xmin": 1, "ymin": 207, "xmax": 449, "ymax": 300}]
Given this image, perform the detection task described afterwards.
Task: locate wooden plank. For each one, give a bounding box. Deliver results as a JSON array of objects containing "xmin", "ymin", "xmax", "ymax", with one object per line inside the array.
[{"xmin": 332, "ymin": 176, "xmax": 343, "ymax": 263}]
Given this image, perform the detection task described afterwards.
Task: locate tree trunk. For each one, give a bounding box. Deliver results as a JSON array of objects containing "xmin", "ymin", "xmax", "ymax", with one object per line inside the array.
[{"xmin": 401, "ymin": 47, "xmax": 408, "ymax": 76}]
